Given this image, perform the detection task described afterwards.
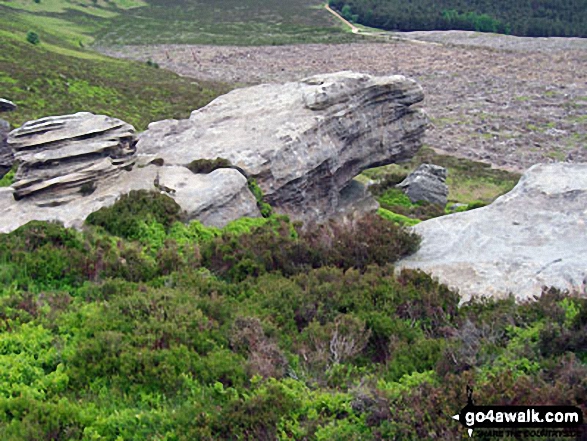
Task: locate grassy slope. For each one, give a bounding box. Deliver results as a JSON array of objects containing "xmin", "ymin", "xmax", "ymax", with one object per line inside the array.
[
  {"xmin": 0, "ymin": 0, "xmax": 354, "ymax": 128},
  {"xmin": 94, "ymin": 0, "xmax": 355, "ymax": 46},
  {"xmin": 1, "ymin": 0, "xmax": 354, "ymax": 47},
  {"xmin": 0, "ymin": 5, "xmax": 230, "ymax": 130}
]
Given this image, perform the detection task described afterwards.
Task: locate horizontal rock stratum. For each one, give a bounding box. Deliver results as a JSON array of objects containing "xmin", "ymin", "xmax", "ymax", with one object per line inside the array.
[
  {"xmin": 138, "ymin": 71, "xmax": 428, "ymax": 222},
  {"xmin": 9, "ymin": 112, "xmax": 137, "ymax": 205},
  {"xmin": 398, "ymin": 163, "xmax": 587, "ymax": 302}
]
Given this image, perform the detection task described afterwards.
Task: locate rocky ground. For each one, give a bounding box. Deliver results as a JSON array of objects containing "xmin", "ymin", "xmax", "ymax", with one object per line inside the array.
[{"xmin": 99, "ymin": 32, "xmax": 587, "ymax": 172}]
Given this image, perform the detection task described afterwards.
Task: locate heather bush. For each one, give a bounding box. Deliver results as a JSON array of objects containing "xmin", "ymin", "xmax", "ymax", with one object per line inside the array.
[
  {"xmin": 85, "ymin": 190, "xmax": 183, "ymax": 240},
  {"xmin": 0, "ymin": 211, "xmax": 584, "ymax": 439},
  {"xmin": 203, "ymin": 213, "xmax": 420, "ymax": 281},
  {"xmin": 186, "ymin": 157, "xmax": 232, "ymax": 174}
]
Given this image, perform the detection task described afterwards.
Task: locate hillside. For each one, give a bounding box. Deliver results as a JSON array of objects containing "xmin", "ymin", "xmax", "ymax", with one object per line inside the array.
[
  {"xmin": 0, "ymin": 0, "xmax": 355, "ymax": 46},
  {"xmin": 0, "ymin": 4, "xmax": 232, "ymax": 130},
  {"xmin": 103, "ymin": 38, "xmax": 587, "ymax": 172},
  {"xmin": 329, "ymin": 0, "xmax": 587, "ymax": 37}
]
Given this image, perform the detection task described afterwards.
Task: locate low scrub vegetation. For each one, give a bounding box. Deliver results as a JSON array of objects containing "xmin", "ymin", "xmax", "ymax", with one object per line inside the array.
[
  {"xmin": 0, "ymin": 191, "xmax": 584, "ymax": 439},
  {"xmin": 186, "ymin": 157, "xmax": 232, "ymax": 175}
]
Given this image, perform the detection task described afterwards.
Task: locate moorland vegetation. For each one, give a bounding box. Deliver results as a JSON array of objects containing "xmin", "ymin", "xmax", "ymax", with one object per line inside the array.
[
  {"xmin": 0, "ymin": 190, "xmax": 585, "ymax": 439},
  {"xmin": 1, "ymin": 1, "xmax": 585, "ymax": 438}
]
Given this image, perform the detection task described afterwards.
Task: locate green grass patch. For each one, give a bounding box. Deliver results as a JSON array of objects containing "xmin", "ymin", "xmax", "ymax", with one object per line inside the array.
[
  {"xmin": 362, "ymin": 146, "xmax": 520, "ymax": 207},
  {"xmin": 0, "ymin": 7, "xmax": 229, "ymax": 130},
  {"xmin": 0, "ymin": 164, "xmax": 17, "ymax": 187},
  {"xmin": 0, "ymin": 193, "xmax": 584, "ymax": 439},
  {"xmin": 378, "ymin": 208, "xmax": 420, "ymax": 226},
  {"xmin": 2, "ymin": 0, "xmax": 358, "ymax": 47}
]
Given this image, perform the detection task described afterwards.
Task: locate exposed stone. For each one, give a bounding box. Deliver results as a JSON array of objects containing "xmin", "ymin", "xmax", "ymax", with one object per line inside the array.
[
  {"xmin": 0, "ymin": 98, "xmax": 16, "ymax": 113},
  {"xmin": 8, "ymin": 112, "xmax": 137, "ymax": 205},
  {"xmin": 0, "ymin": 165, "xmax": 260, "ymax": 233},
  {"xmin": 398, "ymin": 163, "xmax": 587, "ymax": 302},
  {"xmin": 153, "ymin": 166, "xmax": 260, "ymax": 226},
  {"xmin": 0, "ymin": 72, "xmax": 426, "ymax": 232},
  {"xmin": 138, "ymin": 71, "xmax": 427, "ymax": 222},
  {"xmin": 336, "ymin": 179, "xmax": 380, "ymax": 217},
  {"xmin": 397, "ymin": 163, "xmax": 448, "ymax": 206}
]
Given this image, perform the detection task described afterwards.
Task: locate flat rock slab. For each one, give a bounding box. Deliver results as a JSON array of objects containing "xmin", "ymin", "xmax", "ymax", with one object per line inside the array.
[
  {"xmin": 0, "ymin": 165, "xmax": 259, "ymax": 233},
  {"xmin": 138, "ymin": 71, "xmax": 427, "ymax": 222},
  {"xmin": 399, "ymin": 163, "xmax": 587, "ymax": 302}
]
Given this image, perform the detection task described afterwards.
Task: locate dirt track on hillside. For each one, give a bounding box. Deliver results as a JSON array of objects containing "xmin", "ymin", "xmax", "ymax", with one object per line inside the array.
[{"xmin": 100, "ymin": 34, "xmax": 587, "ymax": 171}]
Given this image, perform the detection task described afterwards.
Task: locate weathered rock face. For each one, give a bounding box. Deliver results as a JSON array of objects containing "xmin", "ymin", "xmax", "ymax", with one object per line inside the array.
[
  {"xmin": 0, "ymin": 111, "xmax": 259, "ymax": 232},
  {"xmin": 8, "ymin": 112, "xmax": 137, "ymax": 205},
  {"xmin": 0, "ymin": 98, "xmax": 16, "ymax": 179},
  {"xmin": 0, "ymin": 72, "xmax": 426, "ymax": 233},
  {"xmin": 397, "ymin": 163, "xmax": 448, "ymax": 206},
  {"xmin": 138, "ymin": 71, "xmax": 428, "ymax": 222},
  {"xmin": 398, "ymin": 163, "xmax": 587, "ymax": 302}
]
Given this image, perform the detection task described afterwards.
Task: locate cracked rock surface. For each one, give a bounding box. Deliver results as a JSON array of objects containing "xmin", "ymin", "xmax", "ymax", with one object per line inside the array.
[
  {"xmin": 398, "ymin": 163, "xmax": 587, "ymax": 301},
  {"xmin": 138, "ymin": 71, "xmax": 427, "ymax": 222}
]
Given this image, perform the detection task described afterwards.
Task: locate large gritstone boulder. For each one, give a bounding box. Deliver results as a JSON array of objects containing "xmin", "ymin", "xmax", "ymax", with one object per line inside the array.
[
  {"xmin": 138, "ymin": 71, "xmax": 428, "ymax": 222},
  {"xmin": 398, "ymin": 163, "xmax": 587, "ymax": 302}
]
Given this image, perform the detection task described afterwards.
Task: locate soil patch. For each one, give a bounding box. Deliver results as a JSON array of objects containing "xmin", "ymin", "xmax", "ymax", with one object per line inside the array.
[{"xmin": 100, "ymin": 34, "xmax": 587, "ymax": 171}]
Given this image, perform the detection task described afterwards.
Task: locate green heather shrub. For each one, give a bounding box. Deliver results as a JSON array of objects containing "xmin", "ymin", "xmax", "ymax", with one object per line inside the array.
[
  {"xmin": 85, "ymin": 190, "xmax": 183, "ymax": 240},
  {"xmin": 26, "ymin": 31, "xmax": 40, "ymax": 45},
  {"xmin": 203, "ymin": 213, "xmax": 420, "ymax": 281},
  {"xmin": 378, "ymin": 207, "xmax": 420, "ymax": 226},
  {"xmin": 186, "ymin": 157, "xmax": 232, "ymax": 174},
  {"xmin": 378, "ymin": 188, "xmax": 445, "ymax": 220},
  {"xmin": 0, "ymin": 199, "xmax": 586, "ymax": 439},
  {"xmin": 248, "ymin": 178, "xmax": 273, "ymax": 218},
  {"xmin": 0, "ymin": 221, "xmax": 88, "ymax": 289}
]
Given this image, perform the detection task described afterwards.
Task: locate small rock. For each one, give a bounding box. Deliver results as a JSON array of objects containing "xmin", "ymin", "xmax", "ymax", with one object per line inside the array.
[
  {"xmin": 0, "ymin": 99, "xmax": 16, "ymax": 113},
  {"xmin": 397, "ymin": 163, "xmax": 448, "ymax": 206}
]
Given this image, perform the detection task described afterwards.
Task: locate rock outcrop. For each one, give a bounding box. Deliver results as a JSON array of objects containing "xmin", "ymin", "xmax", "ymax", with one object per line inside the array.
[
  {"xmin": 0, "ymin": 161, "xmax": 259, "ymax": 233},
  {"xmin": 0, "ymin": 72, "xmax": 427, "ymax": 233},
  {"xmin": 138, "ymin": 71, "xmax": 428, "ymax": 222},
  {"xmin": 0, "ymin": 98, "xmax": 16, "ymax": 178},
  {"xmin": 397, "ymin": 163, "xmax": 448, "ymax": 206},
  {"xmin": 8, "ymin": 112, "xmax": 137, "ymax": 205},
  {"xmin": 399, "ymin": 163, "xmax": 587, "ymax": 302}
]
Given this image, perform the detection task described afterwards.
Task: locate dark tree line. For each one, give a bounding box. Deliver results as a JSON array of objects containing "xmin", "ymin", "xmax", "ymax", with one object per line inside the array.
[{"xmin": 330, "ymin": 0, "xmax": 587, "ymax": 37}]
